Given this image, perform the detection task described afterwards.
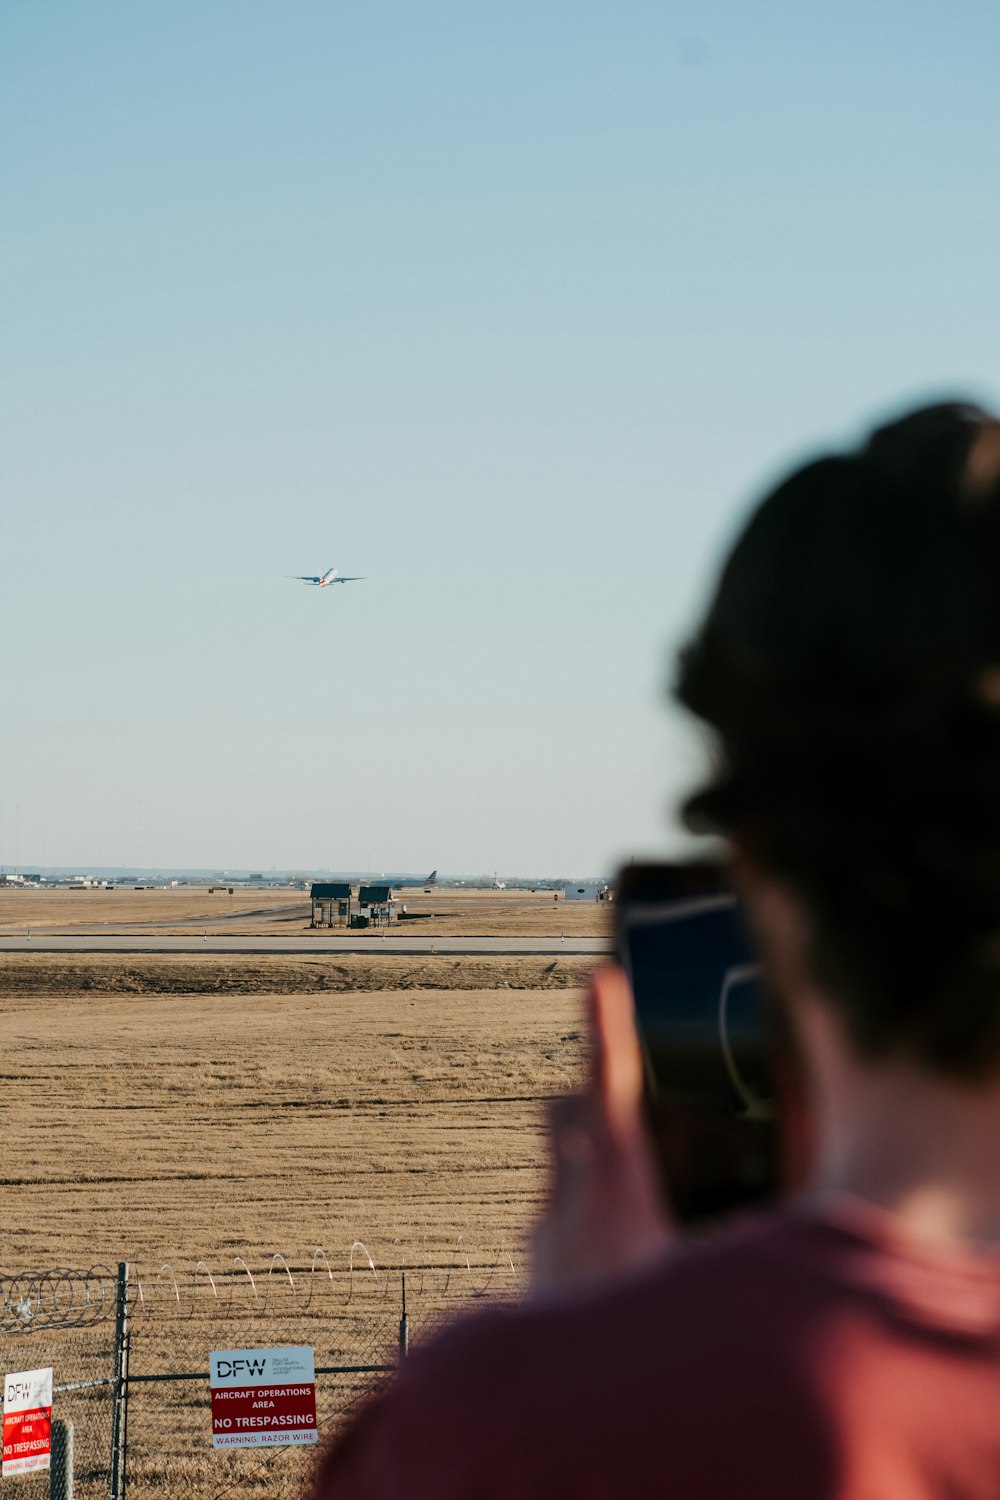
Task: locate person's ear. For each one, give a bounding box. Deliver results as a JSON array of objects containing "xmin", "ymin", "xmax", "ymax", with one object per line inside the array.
[{"xmin": 728, "ymin": 843, "xmax": 815, "ymax": 1007}]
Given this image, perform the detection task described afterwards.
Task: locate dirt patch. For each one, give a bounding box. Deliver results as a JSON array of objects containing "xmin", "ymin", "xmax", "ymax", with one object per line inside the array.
[{"xmin": 0, "ymin": 953, "xmax": 592, "ymax": 995}]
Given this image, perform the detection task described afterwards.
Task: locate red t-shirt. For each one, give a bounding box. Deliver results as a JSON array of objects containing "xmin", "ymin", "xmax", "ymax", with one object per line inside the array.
[{"xmin": 314, "ymin": 1199, "xmax": 1000, "ymax": 1499}]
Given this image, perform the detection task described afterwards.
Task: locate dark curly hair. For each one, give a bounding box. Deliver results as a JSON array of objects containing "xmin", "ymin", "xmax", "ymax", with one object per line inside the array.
[{"xmin": 676, "ymin": 401, "xmax": 1000, "ymax": 1077}]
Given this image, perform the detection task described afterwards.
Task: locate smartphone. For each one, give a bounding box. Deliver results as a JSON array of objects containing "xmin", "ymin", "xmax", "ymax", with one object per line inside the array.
[{"xmin": 616, "ymin": 862, "xmax": 786, "ymax": 1226}]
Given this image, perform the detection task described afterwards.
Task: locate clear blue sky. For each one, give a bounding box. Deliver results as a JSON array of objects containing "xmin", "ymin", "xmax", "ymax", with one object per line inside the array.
[{"xmin": 3, "ymin": 1, "xmax": 999, "ymax": 875}]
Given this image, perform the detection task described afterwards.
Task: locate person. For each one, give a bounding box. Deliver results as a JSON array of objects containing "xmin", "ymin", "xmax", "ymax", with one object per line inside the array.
[{"xmin": 313, "ymin": 401, "xmax": 1000, "ymax": 1498}]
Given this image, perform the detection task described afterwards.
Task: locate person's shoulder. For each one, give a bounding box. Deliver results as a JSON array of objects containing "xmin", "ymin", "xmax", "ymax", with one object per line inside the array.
[
  {"xmin": 380, "ymin": 1211, "xmax": 811, "ymax": 1387},
  {"xmin": 315, "ymin": 1206, "xmax": 1000, "ymax": 1499},
  {"xmin": 313, "ymin": 1211, "xmax": 840, "ymax": 1500}
]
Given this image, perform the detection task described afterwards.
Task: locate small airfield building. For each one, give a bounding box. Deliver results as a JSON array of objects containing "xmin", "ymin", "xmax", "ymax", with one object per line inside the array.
[
  {"xmin": 310, "ymin": 881, "xmax": 397, "ymax": 928},
  {"xmin": 310, "ymin": 882, "xmax": 353, "ymax": 927}
]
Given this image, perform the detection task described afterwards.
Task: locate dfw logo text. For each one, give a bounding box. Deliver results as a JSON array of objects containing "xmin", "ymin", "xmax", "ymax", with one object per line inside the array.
[{"xmin": 215, "ymin": 1359, "xmax": 266, "ymax": 1380}]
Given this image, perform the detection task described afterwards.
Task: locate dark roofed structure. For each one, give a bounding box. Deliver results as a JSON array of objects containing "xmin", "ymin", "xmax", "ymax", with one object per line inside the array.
[{"xmin": 310, "ymin": 881, "xmax": 353, "ymax": 928}]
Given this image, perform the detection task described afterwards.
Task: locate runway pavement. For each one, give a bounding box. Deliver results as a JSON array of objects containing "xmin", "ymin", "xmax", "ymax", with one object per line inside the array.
[{"xmin": 0, "ymin": 933, "xmax": 608, "ymax": 957}]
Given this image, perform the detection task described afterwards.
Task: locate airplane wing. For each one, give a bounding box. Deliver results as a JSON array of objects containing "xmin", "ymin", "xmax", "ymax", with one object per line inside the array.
[{"xmin": 285, "ymin": 569, "xmax": 365, "ymax": 585}]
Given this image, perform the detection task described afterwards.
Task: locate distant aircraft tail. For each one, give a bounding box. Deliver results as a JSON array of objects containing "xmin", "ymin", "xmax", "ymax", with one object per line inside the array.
[{"xmin": 425, "ymin": 870, "xmax": 438, "ymax": 886}]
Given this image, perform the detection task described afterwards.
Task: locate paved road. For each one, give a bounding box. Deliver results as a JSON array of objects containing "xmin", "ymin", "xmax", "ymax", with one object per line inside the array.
[{"xmin": 0, "ymin": 934, "xmax": 608, "ymax": 957}]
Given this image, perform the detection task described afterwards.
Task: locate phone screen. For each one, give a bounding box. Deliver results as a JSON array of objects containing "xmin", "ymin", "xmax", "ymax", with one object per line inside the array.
[
  {"xmin": 621, "ymin": 896, "xmax": 771, "ymax": 1116},
  {"xmin": 615, "ymin": 864, "xmax": 782, "ymax": 1224}
]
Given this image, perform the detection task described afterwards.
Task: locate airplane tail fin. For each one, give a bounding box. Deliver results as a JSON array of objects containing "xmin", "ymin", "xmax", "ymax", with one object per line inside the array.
[{"xmin": 425, "ymin": 870, "xmax": 438, "ymax": 886}]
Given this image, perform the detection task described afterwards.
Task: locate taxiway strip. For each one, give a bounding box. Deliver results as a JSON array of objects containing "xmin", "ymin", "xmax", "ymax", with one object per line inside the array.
[{"xmin": 0, "ymin": 934, "xmax": 608, "ymax": 957}]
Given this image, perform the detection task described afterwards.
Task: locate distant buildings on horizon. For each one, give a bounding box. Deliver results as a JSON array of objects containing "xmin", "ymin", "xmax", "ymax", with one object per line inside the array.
[{"xmin": 0, "ymin": 866, "xmax": 609, "ymax": 891}]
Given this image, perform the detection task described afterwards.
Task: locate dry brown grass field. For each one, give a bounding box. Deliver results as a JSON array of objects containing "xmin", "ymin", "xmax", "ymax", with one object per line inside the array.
[
  {"xmin": 0, "ymin": 966, "xmax": 586, "ymax": 1268},
  {"xmin": 0, "ymin": 883, "xmax": 611, "ymax": 937},
  {"xmin": 0, "ymin": 902, "xmax": 596, "ymax": 1496}
]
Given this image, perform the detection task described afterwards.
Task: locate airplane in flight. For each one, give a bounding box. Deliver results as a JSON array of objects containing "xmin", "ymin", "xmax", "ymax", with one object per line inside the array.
[{"xmin": 290, "ymin": 567, "xmax": 366, "ymax": 587}]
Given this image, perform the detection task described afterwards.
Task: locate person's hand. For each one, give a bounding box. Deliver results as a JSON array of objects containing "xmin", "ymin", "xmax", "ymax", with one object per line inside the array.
[{"xmin": 530, "ymin": 961, "xmax": 674, "ymax": 1300}]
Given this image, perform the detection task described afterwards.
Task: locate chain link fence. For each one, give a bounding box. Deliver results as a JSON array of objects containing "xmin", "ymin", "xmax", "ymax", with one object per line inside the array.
[
  {"xmin": 2, "ymin": 1247, "xmax": 522, "ymax": 1500},
  {"xmin": 1, "ymin": 1269, "xmax": 117, "ymax": 1500}
]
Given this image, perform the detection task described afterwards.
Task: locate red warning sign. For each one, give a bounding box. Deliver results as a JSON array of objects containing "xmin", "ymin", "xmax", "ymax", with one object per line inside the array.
[
  {"xmin": 3, "ymin": 1367, "xmax": 52, "ymax": 1477},
  {"xmin": 210, "ymin": 1347, "xmax": 316, "ymax": 1449}
]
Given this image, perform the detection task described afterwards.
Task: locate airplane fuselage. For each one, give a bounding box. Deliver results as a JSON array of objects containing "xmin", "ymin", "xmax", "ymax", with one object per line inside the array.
[{"xmin": 294, "ymin": 566, "xmax": 365, "ymax": 587}]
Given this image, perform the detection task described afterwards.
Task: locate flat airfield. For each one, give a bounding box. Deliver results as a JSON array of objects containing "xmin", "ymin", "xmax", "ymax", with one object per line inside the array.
[
  {"xmin": 0, "ymin": 888, "xmax": 600, "ymax": 1496},
  {"xmin": 0, "ymin": 883, "xmax": 610, "ymax": 937},
  {"xmin": 0, "ymin": 887, "xmax": 599, "ymax": 1272}
]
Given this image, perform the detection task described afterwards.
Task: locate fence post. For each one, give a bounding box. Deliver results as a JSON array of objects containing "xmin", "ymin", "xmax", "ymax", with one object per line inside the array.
[
  {"xmin": 398, "ymin": 1272, "xmax": 408, "ymax": 1362},
  {"xmin": 50, "ymin": 1419, "xmax": 73, "ymax": 1500},
  {"xmin": 109, "ymin": 1261, "xmax": 130, "ymax": 1500}
]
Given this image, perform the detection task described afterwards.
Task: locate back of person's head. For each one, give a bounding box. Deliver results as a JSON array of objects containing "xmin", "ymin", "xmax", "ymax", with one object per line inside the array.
[{"xmin": 677, "ymin": 400, "xmax": 1000, "ymax": 1078}]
